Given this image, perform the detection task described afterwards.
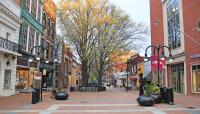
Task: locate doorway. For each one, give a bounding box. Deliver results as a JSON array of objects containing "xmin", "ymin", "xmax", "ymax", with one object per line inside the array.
[{"xmin": 171, "ymin": 63, "xmax": 184, "ymax": 93}]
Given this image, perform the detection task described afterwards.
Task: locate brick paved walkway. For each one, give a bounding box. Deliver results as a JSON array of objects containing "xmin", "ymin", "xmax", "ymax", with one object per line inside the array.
[{"xmin": 0, "ymin": 87, "xmax": 200, "ymax": 114}]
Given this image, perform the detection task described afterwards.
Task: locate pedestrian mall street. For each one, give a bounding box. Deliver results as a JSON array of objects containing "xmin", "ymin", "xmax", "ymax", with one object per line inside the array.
[{"xmin": 0, "ymin": 87, "xmax": 200, "ymax": 114}]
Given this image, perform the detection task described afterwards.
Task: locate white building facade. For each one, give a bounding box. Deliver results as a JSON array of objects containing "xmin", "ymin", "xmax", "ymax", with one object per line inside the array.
[{"xmin": 0, "ymin": 0, "xmax": 21, "ymax": 96}]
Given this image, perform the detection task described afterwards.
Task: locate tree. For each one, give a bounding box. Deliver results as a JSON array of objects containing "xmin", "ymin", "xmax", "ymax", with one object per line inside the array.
[
  {"xmin": 59, "ymin": 0, "xmax": 108, "ymax": 86},
  {"xmin": 94, "ymin": 4, "xmax": 147, "ymax": 84},
  {"xmin": 59, "ymin": 0, "xmax": 147, "ymax": 86}
]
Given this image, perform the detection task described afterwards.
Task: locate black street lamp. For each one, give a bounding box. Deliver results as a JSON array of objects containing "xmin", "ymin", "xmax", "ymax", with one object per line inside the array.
[
  {"xmin": 144, "ymin": 45, "xmax": 173, "ymax": 87},
  {"xmin": 126, "ymin": 59, "xmax": 131, "ymax": 92},
  {"xmin": 29, "ymin": 45, "xmax": 58, "ymax": 101}
]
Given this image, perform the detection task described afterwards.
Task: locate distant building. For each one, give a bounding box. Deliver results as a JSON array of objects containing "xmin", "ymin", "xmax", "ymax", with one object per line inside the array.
[
  {"xmin": 41, "ymin": 0, "xmax": 57, "ymax": 89},
  {"xmin": 150, "ymin": 0, "xmax": 200, "ymax": 96},
  {"xmin": 0, "ymin": 0, "xmax": 21, "ymax": 96},
  {"xmin": 109, "ymin": 51, "xmax": 134, "ymax": 87}
]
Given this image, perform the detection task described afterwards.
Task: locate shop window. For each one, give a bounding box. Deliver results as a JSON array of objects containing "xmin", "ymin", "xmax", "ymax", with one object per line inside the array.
[
  {"xmin": 4, "ymin": 70, "xmax": 11, "ymax": 89},
  {"xmin": 171, "ymin": 63, "xmax": 184, "ymax": 93},
  {"xmin": 192, "ymin": 65, "xmax": 200, "ymax": 92}
]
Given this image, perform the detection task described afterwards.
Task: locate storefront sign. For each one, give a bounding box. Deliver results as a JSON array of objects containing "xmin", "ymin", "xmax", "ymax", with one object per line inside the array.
[
  {"xmin": 21, "ymin": 9, "xmax": 42, "ymax": 32},
  {"xmin": 191, "ymin": 54, "xmax": 200, "ymax": 59}
]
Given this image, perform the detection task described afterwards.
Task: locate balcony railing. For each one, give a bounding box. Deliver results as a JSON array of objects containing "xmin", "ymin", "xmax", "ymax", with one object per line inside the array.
[{"xmin": 0, "ymin": 36, "xmax": 19, "ymax": 53}]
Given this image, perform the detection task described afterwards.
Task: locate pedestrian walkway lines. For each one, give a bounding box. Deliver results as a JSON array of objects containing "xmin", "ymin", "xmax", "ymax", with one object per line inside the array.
[
  {"xmin": 0, "ymin": 104, "xmax": 200, "ymax": 114},
  {"xmin": 145, "ymin": 107, "xmax": 167, "ymax": 114}
]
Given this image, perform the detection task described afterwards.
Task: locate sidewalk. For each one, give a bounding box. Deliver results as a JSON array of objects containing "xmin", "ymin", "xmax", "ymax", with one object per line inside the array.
[
  {"xmin": 0, "ymin": 91, "xmax": 52, "ymax": 110},
  {"xmin": 0, "ymin": 89, "xmax": 200, "ymax": 111}
]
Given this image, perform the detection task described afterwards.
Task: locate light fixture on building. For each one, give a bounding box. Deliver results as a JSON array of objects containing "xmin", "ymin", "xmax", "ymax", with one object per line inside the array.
[
  {"xmin": 45, "ymin": 59, "xmax": 49, "ymax": 63},
  {"xmin": 28, "ymin": 57, "xmax": 33, "ymax": 62}
]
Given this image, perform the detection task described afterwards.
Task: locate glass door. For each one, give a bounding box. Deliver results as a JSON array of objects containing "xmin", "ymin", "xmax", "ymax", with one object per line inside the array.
[{"xmin": 171, "ymin": 63, "xmax": 184, "ymax": 93}]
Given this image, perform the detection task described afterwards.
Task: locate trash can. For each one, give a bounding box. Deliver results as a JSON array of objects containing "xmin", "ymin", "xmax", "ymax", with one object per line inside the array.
[
  {"xmin": 70, "ymin": 87, "xmax": 75, "ymax": 92},
  {"xmin": 160, "ymin": 87, "xmax": 167, "ymax": 103},
  {"xmin": 165, "ymin": 88, "xmax": 174, "ymax": 104},
  {"xmin": 160, "ymin": 87, "xmax": 174, "ymax": 104},
  {"xmin": 32, "ymin": 88, "xmax": 40, "ymax": 104}
]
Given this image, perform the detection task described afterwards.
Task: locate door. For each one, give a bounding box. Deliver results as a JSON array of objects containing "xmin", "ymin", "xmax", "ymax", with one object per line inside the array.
[{"xmin": 171, "ymin": 63, "xmax": 184, "ymax": 93}]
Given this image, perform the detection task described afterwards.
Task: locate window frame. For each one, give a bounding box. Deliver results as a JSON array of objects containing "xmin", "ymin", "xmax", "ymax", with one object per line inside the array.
[
  {"xmin": 166, "ymin": 0, "xmax": 181, "ymax": 50},
  {"xmin": 4, "ymin": 70, "xmax": 12, "ymax": 89}
]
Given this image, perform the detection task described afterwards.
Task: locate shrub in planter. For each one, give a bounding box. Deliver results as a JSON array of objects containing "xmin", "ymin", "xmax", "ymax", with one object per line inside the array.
[{"xmin": 144, "ymin": 83, "xmax": 161, "ymax": 104}]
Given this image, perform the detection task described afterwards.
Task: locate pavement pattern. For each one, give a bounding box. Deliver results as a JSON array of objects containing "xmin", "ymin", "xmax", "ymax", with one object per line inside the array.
[{"xmin": 0, "ymin": 87, "xmax": 200, "ymax": 114}]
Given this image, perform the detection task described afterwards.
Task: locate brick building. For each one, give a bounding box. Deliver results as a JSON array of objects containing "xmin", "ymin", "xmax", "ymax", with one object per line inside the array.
[
  {"xmin": 150, "ymin": 0, "xmax": 200, "ymax": 96},
  {"xmin": 42, "ymin": 0, "xmax": 57, "ymax": 89}
]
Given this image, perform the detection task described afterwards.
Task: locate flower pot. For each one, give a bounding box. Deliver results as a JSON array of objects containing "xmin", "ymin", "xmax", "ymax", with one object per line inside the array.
[{"xmin": 137, "ymin": 96, "xmax": 154, "ymax": 106}]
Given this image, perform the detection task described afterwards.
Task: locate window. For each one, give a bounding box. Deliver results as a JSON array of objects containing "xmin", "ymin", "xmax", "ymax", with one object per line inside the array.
[
  {"xmin": 167, "ymin": 0, "xmax": 181, "ymax": 49},
  {"xmin": 51, "ymin": 23, "xmax": 55, "ymax": 38},
  {"xmin": 28, "ymin": 27, "xmax": 35, "ymax": 52},
  {"xmin": 35, "ymin": 32, "xmax": 40, "ymax": 54},
  {"xmin": 171, "ymin": 63, "xmax": 184, "ymax": 93},
  {"xmin": 43, "ymin": 13, "xmax": 46, "ymax": 29},
  {"xmin": 24, "ymin": 0, "xmax": 30, "ymax": 11},
  {"xmin": 22, "ymin": 23, "xmax": 28, "ymax": 50},
  {"xmin": 197, "ymin": 21, "xmax": 200, "ymax": 31},
  {"xmin": 6, "ymin": 32, "xmax": 10, "ymax": 40},
  {"xmin": 4, "ymin": 70, "xmax": 11, "ymax": 89},
  {"xmin": 48, "ymin": 18, "xmax": 51, "ymax": 36},
  {"xmin": 37, "ymin": 2, "xmax": 41, "ymax": 22},
  {"xmin": 192, "ymin": 65, "xmax": 200, "ymax": 92},
  {"xmin": 31, "ymin": 0, "xmax": 37, "ymax": 18},
  {"xmin": 46, "ymin": 42, "xmax": 49, "ymax": 58}
]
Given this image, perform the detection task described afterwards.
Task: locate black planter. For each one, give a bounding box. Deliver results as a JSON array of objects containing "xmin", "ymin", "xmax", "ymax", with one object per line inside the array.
[
  {"xmin": 137, "ymin": 96, "xmax": 154, "ymax": 106},
  {"xmin": 151, "ymin": 94, "xmax": 162, "ymax": 103},
  {"xmin": 55, "ymin": 91, "xmax": 68, "ymax": 100}
]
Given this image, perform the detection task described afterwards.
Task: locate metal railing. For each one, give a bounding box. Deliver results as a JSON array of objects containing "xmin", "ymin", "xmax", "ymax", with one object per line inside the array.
[{"xmin": 0, "ymin": 36, "xmax": 19, "ymax": 53}]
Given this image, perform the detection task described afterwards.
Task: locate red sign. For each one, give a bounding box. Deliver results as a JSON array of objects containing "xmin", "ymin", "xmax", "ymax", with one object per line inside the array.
[
  {"xmin": 160, "ymin": 58, "xmax": 166, "ymax": 69},
  {"xmin": 151, "ymin": 56, "xmax": 166, "ymax": 70},
  {"xmin": 151, "ymin": 55, "xmax": 158, "ymax": 70}
]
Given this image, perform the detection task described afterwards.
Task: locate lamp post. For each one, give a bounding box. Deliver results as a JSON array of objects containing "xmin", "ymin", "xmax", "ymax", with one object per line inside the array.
[
  {"xmin": 126, "ymin": 59, "xmax": 131, "ymax": 92},
  {"xmin": 29, "ymin": 45, "xmax": 58, "ymax": 101},
  {"xmin": 144, "ymin": 45, "xmax": 173, "ymax": 87}
]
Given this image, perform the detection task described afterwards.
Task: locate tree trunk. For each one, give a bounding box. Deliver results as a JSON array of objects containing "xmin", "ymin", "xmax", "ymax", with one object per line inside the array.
[
  {"xmin": 97, "ymin": 62, "xmax": 104, "ymax": 85},
  {"xmin": 81, "ymin": 60, "xmax": 89, "ymax": 86}
]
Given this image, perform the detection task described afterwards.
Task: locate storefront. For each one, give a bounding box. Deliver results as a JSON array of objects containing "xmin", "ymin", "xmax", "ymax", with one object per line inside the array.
[
  {"xmin": 16, "ymin": 57, "xmax": 38, "ymax": 92},
  {"xmin": 191, "ymin": 64, "xmax": 200, "ymax": 93},
  {"xmin": 167, "ymin": 63, "xmax": 185, "ymax": 94}
]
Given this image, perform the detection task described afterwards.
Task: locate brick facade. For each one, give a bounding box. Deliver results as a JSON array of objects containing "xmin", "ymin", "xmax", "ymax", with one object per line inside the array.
[{"xmin": 150, "ymin": 0, "xmax": 200, "ymax": 96}]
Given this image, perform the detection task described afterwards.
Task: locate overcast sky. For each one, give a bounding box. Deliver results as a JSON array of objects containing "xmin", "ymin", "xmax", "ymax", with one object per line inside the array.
[
  {"xmin": 109, "ymin": 0, "xmax": 151, "ymax": 55},
  {"xmin": 109, "ymin": 0, "xmax": 150, "ymax": 25},
  {"xmin": 54, "ymin": 0, "xmax": 151, "ymax": 55}
]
